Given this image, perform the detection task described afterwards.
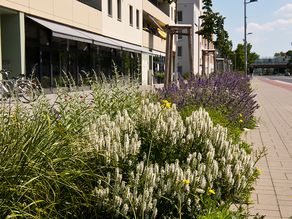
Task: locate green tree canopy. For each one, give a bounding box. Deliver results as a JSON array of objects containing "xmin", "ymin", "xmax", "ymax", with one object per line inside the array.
[
  {"xmin": 285, "ymin": 50, "xmax": 292, "ymax": 57},
  {"xmin": 197, "ymin": 0, "xmax": 233, "ymax": 58},
  {"xmin": 233, "ymin": 43, "xmax": 259, "ymax": 71},
  {"xmin": 196, "ymin": 0, "xmax": 217, "ymax": 42},
  {"xmin": 214, "ymin": 14, "xmax": 233, "ymax": 58},
  {"xmin": 274, "ymin": 51, "xmax": 286, "ymax": 57}
]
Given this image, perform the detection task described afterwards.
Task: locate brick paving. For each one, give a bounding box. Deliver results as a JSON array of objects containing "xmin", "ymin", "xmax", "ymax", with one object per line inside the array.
[{"xmin": 243, "ymin": 77, "xmax": 292, "ymax": 219}]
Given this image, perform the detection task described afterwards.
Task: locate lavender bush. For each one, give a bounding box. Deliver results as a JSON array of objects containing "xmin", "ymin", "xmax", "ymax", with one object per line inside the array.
[{"xmin": 157, "ymin": 72, "xmax": 259, "ymax": 130}]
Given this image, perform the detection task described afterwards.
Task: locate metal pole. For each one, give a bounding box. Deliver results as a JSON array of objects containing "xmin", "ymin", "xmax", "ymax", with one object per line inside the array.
[{"xmin": 244, "ymin": 0, "xmax": 248, "ymax": 77}]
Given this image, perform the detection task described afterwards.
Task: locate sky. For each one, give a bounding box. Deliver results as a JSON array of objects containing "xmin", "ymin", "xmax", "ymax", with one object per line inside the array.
[{"xmin": 212, "ymin": 0, "xmax": 292, "ymax": 58}]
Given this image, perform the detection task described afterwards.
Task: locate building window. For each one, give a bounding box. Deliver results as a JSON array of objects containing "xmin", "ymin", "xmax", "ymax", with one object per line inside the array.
[
  {"xmin": 129, "ymin": 5, "xmax": 133, "ymax": 26},
  {"xmin": 177, "ymin": 66, "xmax": 182, "ymax": 74},
  {"xmin": 136, "ymin": 9, "xmax": 140, "ymax": 29},
  {"xmin": 117, "ymin": 0, "xmax": 121, "ymax": 20},
  {"xmin": 178, "ymin": 46, "xmax": 182, "ymax": 57},
  {"xmin": 177, "ymin": 11, "xmax": 182, "ymax": 22},
  {"xmin": 178, "ymin": 30, "xmax": 182, "ymax": 40},
  {"xmin": 108, "ymin": 0, "xmax": 112, "ymax": 16}
]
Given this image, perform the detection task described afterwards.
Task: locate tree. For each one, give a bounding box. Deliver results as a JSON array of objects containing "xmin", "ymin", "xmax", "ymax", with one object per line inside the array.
[
  {"xmin": 274, "ymin": 51, "xmax": 286, "ymax": 57},
  {"xmin": 286, "ymin": 50, "xmax": 292, "ymax": 73},
  {"xmin": 233, "ymin": 43, "xmax": 259, "ymax": 71},
  {"xmin": 197, "ymin": 0, "xmax": 233, "ymax": 59},
  {"xmin": 214, "ymin": 14, "xmax": 233, "ymax": 58},
  {"xmin": 286, "ymin": 50, "xmax": 292, "ymax": 57},
  {"xmin": 196, "ymin": 0, "xmax": 217, "ymax": 42}
]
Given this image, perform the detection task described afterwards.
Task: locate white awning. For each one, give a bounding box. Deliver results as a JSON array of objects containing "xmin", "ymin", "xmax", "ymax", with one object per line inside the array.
[
  {"xmin": 28, "ymin": 16, "xmax": 150, "ymax": 54},
  {"xmin": 110, "ymin": 38, "xmax": 144, "ymax": 53},
  {"xmin": 80, "ymin": 31, "xmax": 121, "ymax": 50},
  {"xmin": 141, "ymin": 47, "xmax": 154, "ymax": 55},
  {"xmin": 28, "ymin": 16, "xmax": 121, "ymax": 50},
  {"xmin": 28, "ymin": 16, "xmax": 92, "ymax": 44}
]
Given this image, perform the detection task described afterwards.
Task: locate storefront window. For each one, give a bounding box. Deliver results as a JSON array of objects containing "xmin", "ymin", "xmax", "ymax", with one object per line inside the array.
[
  {"xmin": 77, "ymin": 42, "xmax": 90, "ymax": 83},
  {"xmin": 25, "ymin": 18, "xmax": 142, "ymax": 89}
]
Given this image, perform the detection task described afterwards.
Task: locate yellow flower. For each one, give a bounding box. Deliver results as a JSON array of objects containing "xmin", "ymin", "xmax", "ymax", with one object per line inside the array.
[
  {"xmin": 239, "ymin": 113, "xmax": 243, "ymax": 117},
  {"xmin": 182, "ymin": 179, "xmax": 190, "ymax": 185},
  {"xmin": 239, "ymin": 119, "xmax": 244, "ymax": 123},
  {"xmin": 256, "ymin": 167, "xmax": 262, "ymax": 175},
  {"xmin": 161, "ymin": 100, "xmax": 172, "ymax": 109},
  {"xmin": 165, "ymin": 102, "xmax": 172, "ymax": 109},
  {"xmin": 208, "ymin": 188, "xmax": 216, "ymax": 195}
]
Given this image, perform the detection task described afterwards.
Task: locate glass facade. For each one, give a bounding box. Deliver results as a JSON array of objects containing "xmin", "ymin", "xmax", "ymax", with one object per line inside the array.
[{"xmin": 25, "ymin": 18, "xmax": 141, "ymax": 88}]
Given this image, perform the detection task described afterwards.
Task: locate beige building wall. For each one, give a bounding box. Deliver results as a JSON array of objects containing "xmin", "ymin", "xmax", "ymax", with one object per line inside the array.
[
  {"xmin": 177, "ymin": 0, "xmax": 201, "ymax": 75},
  {"xmin": 102, "ymin": 0, "xmax": 142, "ymax": 46},
  {"xmin": 142, "ymin": 31, "xmax": 166, "ymax": 53},
  {"xmin": 0, "ymin": 0, "xmax": 103, "ymax": 34}
]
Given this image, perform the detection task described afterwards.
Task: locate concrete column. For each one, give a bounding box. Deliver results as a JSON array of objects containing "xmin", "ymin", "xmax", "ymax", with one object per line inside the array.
[
  {"xmin": 141, "ymin": 53, "xmax": 149, "ymax": 85},
  {"xmin": 1, "ymin": 12, "xmax": 25, "ymax": 77},
  {"xmin": 19, "ymin": 12, "xmax": 25, "ymax": 75}
]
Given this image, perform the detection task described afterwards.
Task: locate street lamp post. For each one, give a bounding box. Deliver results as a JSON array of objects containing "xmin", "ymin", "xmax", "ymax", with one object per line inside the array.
[{"xmin": 244, "ymin": 0, "xmax": 257, "ymax": 76}]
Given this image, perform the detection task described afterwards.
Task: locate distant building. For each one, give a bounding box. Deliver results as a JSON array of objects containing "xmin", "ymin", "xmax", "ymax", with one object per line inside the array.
[
  {"xmin": 0, "ymin": 0, "xmax": 175, "ymax": 88},
  {"xmin": 176, "ymin": 0, "xmax": 215, "ymax": 76},
  {"xmin": 251, "ymin": 56, "xmax": 291, "ymax": 75}
]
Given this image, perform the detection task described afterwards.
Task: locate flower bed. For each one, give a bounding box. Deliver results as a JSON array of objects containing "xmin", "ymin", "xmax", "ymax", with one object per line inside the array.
[{"xmin": 0, "ymin": 75, "xmax": 262, "ymax": 218}]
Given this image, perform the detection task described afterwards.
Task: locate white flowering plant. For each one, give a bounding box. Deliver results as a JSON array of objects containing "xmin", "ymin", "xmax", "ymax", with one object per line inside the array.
[{"xmin": 88, "ymin": 100, "xmax": 261, "ymax": 218}]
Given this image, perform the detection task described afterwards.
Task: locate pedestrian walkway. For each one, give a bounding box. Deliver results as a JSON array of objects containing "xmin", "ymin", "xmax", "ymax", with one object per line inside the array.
[{"xmin": 244, "ymin": 77, "xmax": 292, "ymax": 219}]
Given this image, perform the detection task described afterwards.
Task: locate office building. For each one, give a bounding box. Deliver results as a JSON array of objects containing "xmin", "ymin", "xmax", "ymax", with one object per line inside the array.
[{"xmin": 0, "ymin": 0, "xmax": 175, "ymax": 87}]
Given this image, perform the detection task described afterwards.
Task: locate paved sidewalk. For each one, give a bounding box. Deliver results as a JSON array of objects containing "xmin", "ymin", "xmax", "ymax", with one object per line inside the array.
[{"xmin": 244, "ymin": 77, "xmax": 292, "ymax": 219}]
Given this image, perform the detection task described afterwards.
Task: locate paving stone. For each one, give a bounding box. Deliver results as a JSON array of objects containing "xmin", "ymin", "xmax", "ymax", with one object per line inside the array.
[
  {"xmin": 277, "ymin": 195, "xmax": 292, "ymax": 201},
  {"xmin": 249, "ymin": 209, "xmax": 281, "ymax": 218},
  {"xmin": 272, "ymin": 179, "xmax": 292, "ymax": 187},
  {"xmin": 250, "ymin": 204, "xmax": 279, "ymax": 211},
  {"xmin": 278, "ymin": 200, "xmax": 292, "ymax": 206},
  {"xmin": 279, "ymin": 205, "xmax": 292, "ymax": 218},
  {"xmin": 255, "ymin": 178, "xmax": 273, "ymax": 186},
  {"xmin": 246, "ymin": 78, "xmax": 292, "ymax": 219},
  {"xmin": 255, "ymin": 189, "xmax": 276, "ymax": 195},
  {"xmin": 258, "ymin": 194, "xmax": 278, "ymax": 205},
  {"xmin": 286, "ymin": 173, "xmax": 292, "ymax": 180},
  {"xmin": 275, "ymin": 187, "xmax": 292, "ymax": 196}
]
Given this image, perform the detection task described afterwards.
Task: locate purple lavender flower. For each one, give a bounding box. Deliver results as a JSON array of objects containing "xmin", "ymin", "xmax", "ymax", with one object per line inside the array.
[{"xmin": 157, "ymin": 72, "xmax": 259, "ymax": 126}]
